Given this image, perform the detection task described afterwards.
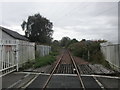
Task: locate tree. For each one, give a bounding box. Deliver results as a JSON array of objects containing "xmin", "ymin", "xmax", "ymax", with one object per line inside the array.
[
  {"xmin": 69, "ymin": 38, "xmax": 78, "ymax": 45},
  {"xmin": 21, "ymin": 13, "xmax": 53, "ymax": 44},
  {"xmin": 60, "ymin": 37, "xmax": 71, "ymax": 48},
  {"xmin": 52, "ymin": 40, "xmax": 60, "ymax": 46},
  {"xmin": 51, "ymin": 40, "xmax": 61, "ymax": 52}
]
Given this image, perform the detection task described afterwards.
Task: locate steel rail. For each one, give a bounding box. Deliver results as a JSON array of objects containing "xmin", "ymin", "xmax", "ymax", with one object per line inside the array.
[
  {"xmin": 68, "ymin": 51, "xmax": 104, "ymax": 90},
  {"xmin": 68, "ymin": 51, "xmax": 85, "ymax": 90},
  {"xmin": 92, "ymin": 75, "xmax": 105, "ymax": 90},
  {"xmin": 42, "ymin": 50, "xmax": 85, "ymax": 90},
  {"xmin": 42, "ymin": 53, "xmax": 64, "ymax": 90}
]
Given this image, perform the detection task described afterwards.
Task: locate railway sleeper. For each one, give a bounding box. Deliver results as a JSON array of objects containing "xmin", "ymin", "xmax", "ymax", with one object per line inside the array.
[{"xmin": 54, "ymin": 64, "xmax": 76, "ymax": 74}]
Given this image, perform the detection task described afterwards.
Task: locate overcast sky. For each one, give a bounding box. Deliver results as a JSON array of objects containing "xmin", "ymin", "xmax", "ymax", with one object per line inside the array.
[{"xmin": 0, "ymin": 1, "xmax": 118, "ymax": 43}]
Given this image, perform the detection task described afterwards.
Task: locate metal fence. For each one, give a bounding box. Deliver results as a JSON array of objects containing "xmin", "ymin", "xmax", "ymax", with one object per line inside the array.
[
  {"xmin": 0, "ymin": 39, "xmax": 52, "ymax": 76},
  {"xmin": 0, "ymin": 39, "xmax": 35, "ymax": 76},
  {"xmin": 36, "ymin": 45, "xmax": 51, "ymax": 57},
  {"xmin": 101, "ymin": 43, "xmax": 120, "ymax": 71}
]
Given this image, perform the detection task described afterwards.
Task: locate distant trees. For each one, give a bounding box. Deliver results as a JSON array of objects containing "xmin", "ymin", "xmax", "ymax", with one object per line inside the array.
[
  {"xmin": 21, "ymin": 13, "xmax": 53, "ymax": 44},
  {"xmin": 52, "ymin": 40, "xmax": 60, "ymax": 46},
  {"xmin": 60, "ymin": 37, "xmax": 71, "ymax": 48},
  {"xmin": 60, "ymin": 37, "xmax": 78, "ymax": 48},
  {"xmin": 69, "ymin": 39, "xmax": 108, "ymax": 66},
  {"xmin": 51, "ymin": 40, "xmax": 61, "ymax": 52},
  {"xmin": 69, "ymin": 38, "xmax": 78, "ymax": 45},
  {"xmin": 51, "ymin": 37, "xmax": 79, "ymax": 53}
]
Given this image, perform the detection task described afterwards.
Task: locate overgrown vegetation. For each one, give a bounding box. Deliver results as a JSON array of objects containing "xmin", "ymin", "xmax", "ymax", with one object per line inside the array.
[
  {"xmin": 33, "ymin": 40, "xmax": 61, "ymax": 68},
  {"xmin": 69, "ymin": 39, "xmax": 111, "ymax": 68},
  {"xmin": 34, "ymin": 55, "xmax": 56, "ymax": 68},
  {"xmin": 20, "ymin": 38, "xmax": 63, "ymax": 70},
  {"xmin": 20, "ymin": 51, "xmax": 58, "ymax": 70},
  {"xmin": 19, "ymin": 60, "xmax": 35, "ymax": 71},
  {"xmin": 53, "ymin": 37, "xmax": 109, "ymax": 68},
  {"xmin": 60, "ymin": 37, "xmax": 78, "ymax": 48},
  {"xmin": 51, "ymin": 40, "xmax": 61, "ymax": 53}
]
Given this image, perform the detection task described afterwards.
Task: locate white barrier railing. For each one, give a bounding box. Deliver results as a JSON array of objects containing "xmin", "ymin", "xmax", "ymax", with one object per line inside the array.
[
  {"xmin": 0, "ymin": 39, "xmax": 52, "ymax": 76},
  {"xmin": 0, "ymin": 39, "xmax": 18, "ymax": 77},
  {"xmin": 0, "ymin": 39, "xmax": 35, "ymax": 76}
]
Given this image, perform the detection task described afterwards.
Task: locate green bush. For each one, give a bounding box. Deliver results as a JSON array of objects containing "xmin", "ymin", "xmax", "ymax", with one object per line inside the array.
[
  {"xmin": 49, "ymin": 51, "xmax": 59, "ymax": 56},
  {"xmin": 34, "ymin": 55, "xmax": 56, "ymax": 68},
  {"xmin": 19, "ymin": 60, "xmax": 35, "ymax": 71},
  {"xmin": 20, "ymin": 52, "xmax": 57, "ymax": 70},
  {"xmin": 69, "ymin": 40, "xmax": 111, "ymax": 68}
]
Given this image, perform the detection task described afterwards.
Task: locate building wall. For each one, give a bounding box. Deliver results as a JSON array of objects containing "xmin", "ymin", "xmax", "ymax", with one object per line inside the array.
[
  {"xmin": 0, "ymin": 28, "xmax": 35, "ymax": 76},
  {"xmin": 0, "ymin": 30, "xmax": 35, "ymax": 66}
]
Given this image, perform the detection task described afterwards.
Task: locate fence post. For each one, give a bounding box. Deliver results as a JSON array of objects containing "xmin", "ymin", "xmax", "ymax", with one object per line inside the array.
[
  {"xmin": 0, "ymin": 40, "xmax": 3, "ymax": 75},
  {"xmin": 1, "ymin": 43, "xmax": 3, "ymax": 71},
  {"xmin": 16, "ymin": 40, "xmax": 19, "ymax": 71},
  {"xmin": 118, "ymin": 44, "xmax": 120, "ymax": 72}
]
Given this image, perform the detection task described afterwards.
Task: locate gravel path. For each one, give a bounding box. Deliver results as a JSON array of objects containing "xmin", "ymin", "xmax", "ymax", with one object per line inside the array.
[{"xmin": 74, "ymin": 56, "xmax": 89, "ymax": 65}]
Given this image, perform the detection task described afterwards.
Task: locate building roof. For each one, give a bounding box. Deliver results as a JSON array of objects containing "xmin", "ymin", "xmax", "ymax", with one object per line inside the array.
[{"xmin": 0, "ymin": 26, "xmax": 29, "ymax": 41}]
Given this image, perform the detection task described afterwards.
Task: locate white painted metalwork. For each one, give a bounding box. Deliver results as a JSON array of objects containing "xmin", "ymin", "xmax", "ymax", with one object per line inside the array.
[
  {"xmin": 0, "ymin": 39, "xmax": 35, "ymax": 76},
  {"xmin": 0, "ymin": 39, "xmax": 18, "ymax": 77},
  {"xmin": 0, "ymin": 39, "xmax": 51, "ymax": 76}
]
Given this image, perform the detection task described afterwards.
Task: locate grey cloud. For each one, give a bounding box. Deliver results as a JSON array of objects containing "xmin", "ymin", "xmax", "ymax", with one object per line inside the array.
[{"xmin": 0, "ymin": 2, "xmax": 118, "ymax": 43}]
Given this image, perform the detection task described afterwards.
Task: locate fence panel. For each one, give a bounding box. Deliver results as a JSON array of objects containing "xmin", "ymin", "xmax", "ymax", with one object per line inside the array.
[
  {"xmin": 101, "ymin": 43, "xmax": 120, "ymax": 71},
  {"xmin": 18, "ymin": 40, "xmax": 35, "ymax": 67},
  {"xmin": 36, "ymin": 45, "xmax": 51, "ymax": 57}
]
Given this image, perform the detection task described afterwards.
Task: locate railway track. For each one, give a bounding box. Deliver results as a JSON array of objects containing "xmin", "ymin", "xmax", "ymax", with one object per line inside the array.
[
  {"xmin": 42, "ymin": 50, "xmax": 104, "ymax": 90},
  {"xmin": 3, "ymin": 50, "xmax": 120, "ymax": 89}
]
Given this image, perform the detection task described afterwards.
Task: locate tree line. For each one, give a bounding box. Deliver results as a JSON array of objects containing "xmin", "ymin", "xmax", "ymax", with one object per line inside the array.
[{"xmin": 21, "ymin": 13, "xmax": 108, "ymax": 67}]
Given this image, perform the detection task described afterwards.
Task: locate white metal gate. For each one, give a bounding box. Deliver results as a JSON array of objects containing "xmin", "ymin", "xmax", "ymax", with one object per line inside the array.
[{"xmin": 0, "ymin": 40, "xmax": 18, "ymax": 77}]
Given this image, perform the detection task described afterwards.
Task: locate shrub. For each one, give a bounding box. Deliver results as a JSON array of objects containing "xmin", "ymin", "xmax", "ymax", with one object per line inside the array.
[
  {"xmin": 69, "ymin": 40, "xmax": 111, "ymax": 68},
  {"xmin": 34, "ymin": 54, "xmax": 56, "ymax": 68}
]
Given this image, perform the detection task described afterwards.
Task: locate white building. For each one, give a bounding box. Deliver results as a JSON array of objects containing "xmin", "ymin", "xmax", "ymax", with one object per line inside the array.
[
  {"xmin": 0, "ymin": 26, "xmax": 28, "ymax": 41},
  {"xmin": 0, "ymin": 26, "xmax": 35, "ymax": 76}
]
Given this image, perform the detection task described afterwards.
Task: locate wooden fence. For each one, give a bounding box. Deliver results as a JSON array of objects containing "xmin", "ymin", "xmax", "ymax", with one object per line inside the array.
[{"xmin": 101, "ymin": 43, "xmax": 120, "ymax": 71}]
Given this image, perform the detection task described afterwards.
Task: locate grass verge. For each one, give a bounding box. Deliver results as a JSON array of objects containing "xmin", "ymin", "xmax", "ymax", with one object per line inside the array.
[
  {"xmin": 34, "ymin": 55, "xmax": 56, "ymax": 68},
  {"xmin": 19, "ymin": 52, "xmax": 57, "ymax": 70}
]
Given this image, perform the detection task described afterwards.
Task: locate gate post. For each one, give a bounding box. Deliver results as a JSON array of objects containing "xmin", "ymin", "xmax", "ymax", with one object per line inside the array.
[
  {"xmin": 16, "ymin": 40, "xmax": 19, "ymax": 71},
  {"xmin": 0, "ymin": 40, "xmax": 2, "ymax": 90}
]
